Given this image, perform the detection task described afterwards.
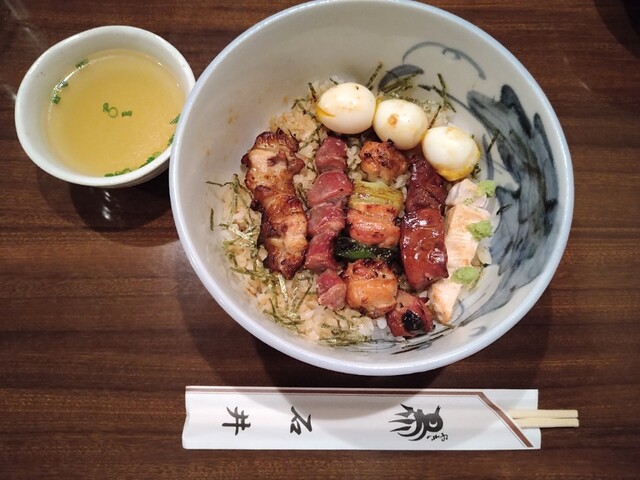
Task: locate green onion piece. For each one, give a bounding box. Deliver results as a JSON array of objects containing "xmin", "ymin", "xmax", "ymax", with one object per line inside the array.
[
  {"xmin": 121, "ymin": 110, "xmax": 133, "ymax": 117},
  {"xmin": 334, "ymin": 237, "xmax": 398, "ymax": 263},
  {"xmin": 451, "ymin": 266, "xmax": 482, "ymax": 286},
  {"xmin": 348, "ymin": 180, "xmax": 404, "ymax": 213},
  {"xmin": 51, "ymin": 94, "xmax": 61, "ymax": 104},
  {"xmin": 170, "ymin": 114, "xmax": 180, "ymax": 125},
  {"xmin": 467, "ymin": 220, "xmax": 493, "ymax": 240},
  {"xmin": 75, "ymin": 59, "xmax": 88, "ymax": 69},
  {"xmin": 103, "ymin": 103, "xmax": 118, "ymax": 118}
]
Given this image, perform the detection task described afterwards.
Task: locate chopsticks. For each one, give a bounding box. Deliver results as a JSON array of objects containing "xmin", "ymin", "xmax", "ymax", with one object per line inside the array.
[{"xmin": 508, "ymin": 409, "xmax": 579, "ymax": 429}]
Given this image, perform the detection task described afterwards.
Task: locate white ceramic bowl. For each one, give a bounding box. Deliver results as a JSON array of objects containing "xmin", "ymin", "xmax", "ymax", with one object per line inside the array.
[
  {"xmin": 15, "ymin": 26, "xmax": 195, "ymax": 188},
  {"xmin": 170, "ymin": 0, "xmax": 573, "ymax": 375}
]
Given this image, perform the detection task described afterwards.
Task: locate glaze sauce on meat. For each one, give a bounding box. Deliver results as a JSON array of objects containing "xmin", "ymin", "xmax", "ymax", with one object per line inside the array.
[
  {"xmin": 228, "ymin": 76, "xmax": 494, "ymax": 343},
  {"xmin": 359, "ymin": 140, "xmax": 409, "ymax": 183},
  {"xmin": 400, "ymin": 155, "xmax": 448, "ymax": 290},
  {"xmin": 241, "ymin": 131, "xmax": 308, "ymax": 279},
  {"xmin": 400, "ymin": 208, "xmax": 448, "ymax": 290},
  {"xmin": 385, "ymin": 291, "xmax": 434, "ymax": 337},
  {"xmin": 342, "ymin": 258, "xmax": 398, "ymax": 318}
]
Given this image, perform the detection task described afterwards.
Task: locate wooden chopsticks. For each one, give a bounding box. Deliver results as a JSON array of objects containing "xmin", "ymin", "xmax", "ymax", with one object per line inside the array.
[{"xmin": 508, "ymin": 409, "xmax": 579, "ymax": 429}]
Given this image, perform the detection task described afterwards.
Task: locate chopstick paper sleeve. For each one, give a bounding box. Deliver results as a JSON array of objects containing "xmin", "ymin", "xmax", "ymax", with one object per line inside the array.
[{"xmin": 182, "ymin": 387, "xmax": 543, "ymax": 450}]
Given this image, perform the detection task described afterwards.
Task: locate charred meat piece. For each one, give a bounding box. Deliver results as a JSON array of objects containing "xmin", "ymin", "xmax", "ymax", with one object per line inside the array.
[
  {"xmin": 242, "ymin": 132, "xmax": 304, "ymax": 203},
  {"xmin": 316, "ymin": 269, "xmax": 347, "ymax": 310},
  {"xmin": 304, "ymin": 231, "xmax": 340, "ymax": 273},
  {"xmin": 404, "ymin": 154, "xmax": 448, "ymax": 214},
  {"xmin": 315, "ymin": 136, "xmax": 348, "ymax": 173},
  {"xmin": 359, "ymin": 140, "xmax": 409, "ymax": 184},
  {"xmin": 400, "ymin": 208, "xmax": 448, "ymax": 290},
  {"xmin": 306, "ymin": 201, "xmax": 346, "ymax": 237},
  {"xmin": 259, "ymin": 194, "xmax": 309, "ymax": 279},
  {"xmin": 306, "ymin": 170, "xmax": 353, "ymax": 207},
  {"xmin": 385, "ymin": 291, "xmax": 434, "ymax": 337},
  {"xmin": 347, "ymin": 207, "xmax": 400, "ymax": 248},
  {"xmin": 342, "ymin": 258, "xmax": 398, "ymax": 318},
  {"xmin": 242, "ymin": 131, "xmax": 308, "ymax": 279},
  {"xmin": 346, "ymin": 180, "xmax": 403, "ymax": 248}
]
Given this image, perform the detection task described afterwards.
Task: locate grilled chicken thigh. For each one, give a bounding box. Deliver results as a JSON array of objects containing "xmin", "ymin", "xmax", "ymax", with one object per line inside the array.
[
  {"xmin": 242, "ymin": 131, "xmax": 308, "ymax": 279},
  {"xmin": 342, "ymin": 258, "xmax": 398, "ymax": 318}
]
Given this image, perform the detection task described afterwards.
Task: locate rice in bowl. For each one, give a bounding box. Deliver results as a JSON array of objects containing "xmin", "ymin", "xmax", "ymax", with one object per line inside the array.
[{"xmin": 207, "ymin": 71, "xmax": 498, "ymax": 346}]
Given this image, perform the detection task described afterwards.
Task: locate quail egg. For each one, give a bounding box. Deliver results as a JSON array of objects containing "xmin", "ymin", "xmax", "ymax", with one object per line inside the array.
[
  {"xmin": 372, "ymin": 98, "xmax": 430, "ymax": 150},
  {"xmin": 421, "ymin": 125, "xmax": 480, "ymax": 181},
  {"xmin": 316, "ymin": 82, "xmax": 376, "ymax": 135}
]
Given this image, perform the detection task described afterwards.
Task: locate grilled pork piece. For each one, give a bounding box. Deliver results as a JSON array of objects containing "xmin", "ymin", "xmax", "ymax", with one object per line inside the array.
[
  {"xmin": 304, "ymin": 231, "xmax": 340, "ymax": 273},
  {"xmin": 242, "ymin": 131, "xmax": 308, "ymax": 279},
  {"xmin": 306, "ymin": 170, "xmax": 353, "ymax": 207},
  {"xmin": 385, "ymin": 291, "xmax": 434, "ymax": 337},
  {"xmin": 315, "ymin": 137, "xmax": 349, "ymax": 173},
  {"xmin": 303, "ymin": 136, "xmax": 351, "ymax": 310},
  {"xmin": 316, "ymin": 269, "xmax": 347, "ymax": 310},
  {"xmin": 342, "ymin": 258, "xmax": 398, "ymax": 318},
  {"xmin": 306, "ymin": 202, "xmax": 347, "ymax": 237},
  {"xmin": 359, "ymin": 140, "xmax": 409, "ymax": 184}
]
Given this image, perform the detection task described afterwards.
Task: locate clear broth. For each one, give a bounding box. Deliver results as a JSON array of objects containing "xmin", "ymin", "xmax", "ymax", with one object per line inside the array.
[{"xmin": 44, "ymin": 49, "xmax": 184, "ymax": 176}]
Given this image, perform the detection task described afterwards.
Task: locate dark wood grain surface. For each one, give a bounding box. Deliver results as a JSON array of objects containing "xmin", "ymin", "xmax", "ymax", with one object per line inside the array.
[{"xmin": 1, "ymin": 0, "xmax": 639, "ymax": 478}]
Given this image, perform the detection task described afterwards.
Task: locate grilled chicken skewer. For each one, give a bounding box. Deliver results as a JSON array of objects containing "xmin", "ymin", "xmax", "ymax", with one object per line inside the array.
[
  {"xmin": 241, "ymin": 131, "xmax": 308, "ymax": 279},
  {"xmin": 341, "ymin": 141, "xmax": 408, "ymax": 317},
  {"xmin": 399, "ymin": 154, "xmax": 449, "ymax": 290}
]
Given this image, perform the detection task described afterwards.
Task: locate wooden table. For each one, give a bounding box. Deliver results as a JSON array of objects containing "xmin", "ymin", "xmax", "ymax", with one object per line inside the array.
[{"xmin": 1, "ymin": 1, "xmax": 638, "ymax": 478}]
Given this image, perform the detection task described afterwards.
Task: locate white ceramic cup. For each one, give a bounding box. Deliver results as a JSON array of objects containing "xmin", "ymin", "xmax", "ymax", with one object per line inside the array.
[{"xmin": 15, "ymin": 25, "xmax": 195, "ymax": 188}]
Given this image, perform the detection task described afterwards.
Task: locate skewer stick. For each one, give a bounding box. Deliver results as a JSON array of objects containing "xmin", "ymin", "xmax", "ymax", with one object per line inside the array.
[
  {"xmin": 515, "ymin": 417, "xmax": 579, "ymax": 429},
  {"xmin": 507, "ymin": 409, "xmax": 579, "ymax": 429}
]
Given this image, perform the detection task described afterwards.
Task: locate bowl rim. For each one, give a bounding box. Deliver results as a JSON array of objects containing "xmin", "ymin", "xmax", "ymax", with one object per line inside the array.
[
  {"xmin": 170, "ymin": 0, "xmax": 574, "ymax": 376},
  {"xmin": 14, "ymin": 25, "xmax": 195, "ymax": 188}
]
